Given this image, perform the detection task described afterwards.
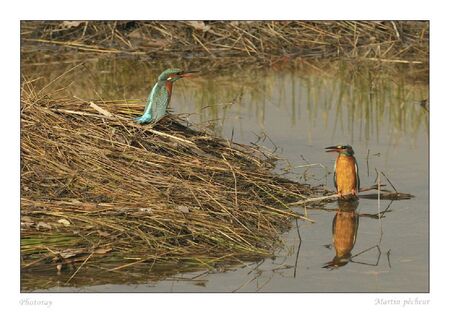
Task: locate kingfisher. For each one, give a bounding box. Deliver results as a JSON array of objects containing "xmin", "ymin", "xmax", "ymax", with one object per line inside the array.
[
  {"xmin": 135, "ymin": 68, "xmax": 197, "ymax": 124},
  {"xmin": 325, "ymin": 145, "xmax": 360, "ymax": 198}
]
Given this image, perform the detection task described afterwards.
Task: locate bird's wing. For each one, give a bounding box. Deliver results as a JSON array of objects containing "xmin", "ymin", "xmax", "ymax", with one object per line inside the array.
[
  {"xmin": 333, "ymin": 159, "xmax": 337, "ymax": 189},
  {"xmin": 141, "ymin": 83, "xmax": 158, "ymax": 120},
  {"xmin": 354, "ymin": 158, "xmax": 360, "ymax": 192},
  {"xmin": 153, "ymin": 86, "xmax": 170, "ymax": 122}
]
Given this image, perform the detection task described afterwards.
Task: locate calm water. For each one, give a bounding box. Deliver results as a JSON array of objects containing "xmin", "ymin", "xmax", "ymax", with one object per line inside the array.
[{"xmin": 23, "ymin": 57, "xmax": 429, "ymax": 292}]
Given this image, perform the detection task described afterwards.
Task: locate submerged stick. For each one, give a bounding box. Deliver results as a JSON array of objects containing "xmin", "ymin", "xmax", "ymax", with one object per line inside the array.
[
  {"xmin": 65, "ymin": 251, "xmax": 94, "ymax": 284},
  {"xmin": 289, "ymin": 188, "xmax": 371, "ymax": 206},
  {"xmin": 289, "ymin": 193, "xmax": 341, "ymax": 206},
  {"xmin": 288, "ymin": 185, "xmax": 399, "ymax": 206},
  {"xmin": 380, "ymin": 171, "xmax": 398, "ymax": 193}
]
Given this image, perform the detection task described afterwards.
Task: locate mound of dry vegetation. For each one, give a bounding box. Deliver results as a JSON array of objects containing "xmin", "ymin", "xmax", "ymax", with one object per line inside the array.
[{"xmin": 20, "ymin": 79, "xmax": 326, "ymax": 288}]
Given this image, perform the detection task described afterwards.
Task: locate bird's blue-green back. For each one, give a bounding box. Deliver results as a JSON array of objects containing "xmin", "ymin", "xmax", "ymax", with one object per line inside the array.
[
  {"xmin": 136, "ymin": 81, "xmax": 171, "ymax": 124},
  {"xmin": 148, "ymin": 82, "xmax": 171, "ymax": 122}
]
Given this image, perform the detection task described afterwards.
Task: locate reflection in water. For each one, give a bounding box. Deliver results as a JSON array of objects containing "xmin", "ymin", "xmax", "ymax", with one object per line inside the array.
[
  {"xmin": 21, "ymin": 57, "xmax": 428, "ymax": 145},
  {"xmin": 323, "ymin": 200, "xmax": 359, "ymax": 269},
  {"xmin": 322, "ymin": 199, "xmax": 399, "ymax": 271}
]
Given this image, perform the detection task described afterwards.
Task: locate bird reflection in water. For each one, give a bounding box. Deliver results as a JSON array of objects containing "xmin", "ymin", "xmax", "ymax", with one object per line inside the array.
[{"xmin": 323, "ymin": 199, "xmax": 359, "ymax": 269}]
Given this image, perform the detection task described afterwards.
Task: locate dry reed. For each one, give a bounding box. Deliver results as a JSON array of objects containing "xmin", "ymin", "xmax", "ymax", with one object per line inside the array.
[{"xmin": 21, "ymin": 21, "xmax": 428, "ymax": 71}]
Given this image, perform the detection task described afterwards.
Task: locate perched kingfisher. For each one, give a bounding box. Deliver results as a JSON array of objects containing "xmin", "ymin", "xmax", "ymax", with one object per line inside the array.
[
  {"xmin": 135, "ymin": 68, "xmax": 197, "ymax": 124},
  {"xmin": 325, "ymin": 145, "xmax": 360, "ymax": 198}
]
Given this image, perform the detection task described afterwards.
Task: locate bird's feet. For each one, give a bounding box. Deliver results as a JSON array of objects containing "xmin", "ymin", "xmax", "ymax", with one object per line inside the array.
[
  {"xmin": 135, "ymin": 114, "xmax": 153, "ymax": 125},
  {"xmin": 337, "ymin": 190, "xmax": 358, "ymax": 199}
]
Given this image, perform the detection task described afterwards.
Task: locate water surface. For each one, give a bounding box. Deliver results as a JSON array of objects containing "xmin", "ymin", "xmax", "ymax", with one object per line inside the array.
[{"xmin": 22, "ymin": 57, "xmax": 428, "ymax": 292}]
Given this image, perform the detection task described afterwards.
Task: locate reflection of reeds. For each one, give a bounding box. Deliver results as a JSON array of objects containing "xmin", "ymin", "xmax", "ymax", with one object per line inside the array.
[
  {"xmin": 21, "ymin": 80, "xmax": 324, "ymax": 290},
  {"xmin": 21, "ymin": 58, "xmax": 428, "ymax": 145},
  {"xmin": 192, "ymin": 62, "xmax": 428, "ymax": 143}
]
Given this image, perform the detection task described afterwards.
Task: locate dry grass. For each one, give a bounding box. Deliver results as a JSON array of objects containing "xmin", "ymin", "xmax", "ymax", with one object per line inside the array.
[
  {"xmin": 21, "ymin": 21, "xmax": 428, "ymax": 71},
  {"xmin": 20, "ymin": 79, "xmax": 327, "ymax": 289}
]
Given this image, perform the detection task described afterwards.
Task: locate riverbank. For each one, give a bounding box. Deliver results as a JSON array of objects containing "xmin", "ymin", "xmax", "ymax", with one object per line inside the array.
[{"xmin": 21, "ymin": 21, "xmax": 428, "ymax": 72}]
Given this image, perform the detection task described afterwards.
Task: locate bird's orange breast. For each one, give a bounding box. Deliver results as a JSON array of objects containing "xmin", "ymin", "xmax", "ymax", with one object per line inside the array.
[
  {"xmin": 165, "ymin": 81, "xmax": 173, "ymax": 96},
  {"xmin": 335, "ymin": 155, "xmax": 357, "ymax": 194}
]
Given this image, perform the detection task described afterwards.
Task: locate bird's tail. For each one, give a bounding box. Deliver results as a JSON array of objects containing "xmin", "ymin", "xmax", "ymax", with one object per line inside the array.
[{"xmin": 135, "ymin": 114, "xmax": 153, "ymax": 124}]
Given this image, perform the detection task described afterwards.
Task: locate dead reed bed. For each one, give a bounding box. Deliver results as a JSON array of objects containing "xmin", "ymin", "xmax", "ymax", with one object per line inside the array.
[
  {"xmin": 20, "ymin": 79, "xmax": 326, "ymax": 285},
  {"xmin": 21, "ymin": 21, "xmax": 428, "ymax": 70}
]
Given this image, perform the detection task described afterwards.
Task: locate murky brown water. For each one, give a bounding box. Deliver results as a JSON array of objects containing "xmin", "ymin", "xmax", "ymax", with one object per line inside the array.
[{"xmin": 21, "ymin": 55, "xmax": 428, "ymax": 292}]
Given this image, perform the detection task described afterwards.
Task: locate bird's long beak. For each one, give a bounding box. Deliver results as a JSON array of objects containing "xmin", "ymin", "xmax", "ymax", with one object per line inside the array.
[
  {"xmin": 179, "ymin": 70, "xmax": 199, "ymax": 78},
  {"xmin": 325, "ymin": 146, "xmax": 341, "ymax": 153}
]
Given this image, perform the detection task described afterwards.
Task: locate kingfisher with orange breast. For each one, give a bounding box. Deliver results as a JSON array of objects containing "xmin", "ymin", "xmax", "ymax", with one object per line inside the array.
[
  {"xmin": 135, "ymin": 68, "xmax": 197, "ymax": 124},
  {"xmin": 326, "ymin": 145, "xmax": 360, "ymax": 198}
]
